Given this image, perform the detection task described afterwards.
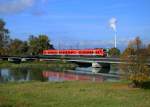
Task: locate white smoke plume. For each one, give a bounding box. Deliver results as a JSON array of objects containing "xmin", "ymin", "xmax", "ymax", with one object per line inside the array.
[{"xmin": 109, "ymin": 17, "xmax": 117, "ymax": 31}]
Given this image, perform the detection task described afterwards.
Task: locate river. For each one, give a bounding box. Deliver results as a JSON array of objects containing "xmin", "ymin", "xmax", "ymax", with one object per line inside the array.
[{"xmin": 0, "ymin": 64, "xmax": 121, "ymax": 83}]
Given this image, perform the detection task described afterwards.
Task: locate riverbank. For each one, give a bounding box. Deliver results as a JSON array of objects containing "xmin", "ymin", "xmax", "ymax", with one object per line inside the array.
[
  {"xmin": 0, "ymin": 61, "xmax": 76, "ymax": 71},
  {"xmin": 0, "ymin": 81, "xmax": 150, "ymax": 107}
]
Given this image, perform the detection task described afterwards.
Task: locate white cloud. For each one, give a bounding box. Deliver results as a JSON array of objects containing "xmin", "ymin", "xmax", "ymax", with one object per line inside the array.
[
  {"xmin": 109, "ymin": 17, "xmax": 117, "ymax": 31},
  {"xmin": 0, "ymin": 0, "xmax": 35, "ymax": 14}
]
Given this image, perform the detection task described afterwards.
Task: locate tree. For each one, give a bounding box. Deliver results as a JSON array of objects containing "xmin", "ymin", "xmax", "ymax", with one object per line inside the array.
[
  {"xmin": 20, "ymin": 41, "xmax": 29, "ymax": 55},
  {"xmin": 28, "ymin": 35, "xmax": 54, "ymax": 55},
  {"xmin": 108, "ymin": 47, "xmax": 120, "ymax": 57},
  {"xmin": 0, "ymin": 19, "xmax": 10, "ymax": 55},
  {"xmin": 147, "ymin": 44, "xmax": 150, "ymax": 57},
  {"xmin": 38, "ymin": 35, "xmax": 52, "ymax": 53},
  {"xmin": 28, "ymin": 35, "xmax": 39, "ymax": 55},
  {"xmin": 121, "ymin": 37, "xmax": 150, "ymax": 87},
  {"xmin": 9, "ymin": 39, "xmax": 29, "ymax": 56}
]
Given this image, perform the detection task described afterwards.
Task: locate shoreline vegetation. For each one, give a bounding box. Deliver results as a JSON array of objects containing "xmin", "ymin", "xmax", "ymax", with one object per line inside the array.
[
  {"xmin": 0, "ymin": 61, "xmax": 77, "ymax": 71},
  {"xmin": 0, "ymin": 81, "xmax": 150, "ymax": 107}
]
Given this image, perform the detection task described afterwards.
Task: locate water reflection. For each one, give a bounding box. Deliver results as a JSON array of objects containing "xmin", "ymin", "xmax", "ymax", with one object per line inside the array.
[
  {"xmin": 75, "ymin": 67, "xmax": 110, "ymax": 73},
  {"xmin": 0, "ymin": 65, "xmax": 120, "ymax": 83},
  {"xmin": 43, "ymin": 71, "xmax": 104, "ymax": 82},
  {"xmin": 0, "ymin": 69, "xmax": 11, "ymax": 82},
  {"xmin": 0, "ymin": 68, "xmax": 46, "ymax": 83}
]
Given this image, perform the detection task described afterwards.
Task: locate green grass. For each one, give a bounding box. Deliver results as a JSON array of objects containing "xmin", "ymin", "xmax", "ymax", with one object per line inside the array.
[
  {"xmin": 0, "ymin": 81, "xmax": 150, "ymax": 107},
  {"xmin": 0, "ymin": 61, "xmax": 76, "ymax": 71}
]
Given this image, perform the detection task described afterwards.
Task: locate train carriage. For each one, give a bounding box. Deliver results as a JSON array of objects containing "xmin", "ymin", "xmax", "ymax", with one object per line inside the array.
[{"xmin": 43, "ymin": 49, "xmax": 107, "ymax": 57}]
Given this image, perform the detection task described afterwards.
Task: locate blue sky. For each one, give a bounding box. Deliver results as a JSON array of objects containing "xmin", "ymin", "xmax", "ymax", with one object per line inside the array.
[{"xmin": 0, "ymin": 0, "xmax": 150, "ymax": 49}]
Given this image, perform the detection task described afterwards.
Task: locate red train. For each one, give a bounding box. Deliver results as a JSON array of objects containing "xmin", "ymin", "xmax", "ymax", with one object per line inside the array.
[{"xmin": 43, "ymin": 49, "xmax": 107, "ymax": 57}]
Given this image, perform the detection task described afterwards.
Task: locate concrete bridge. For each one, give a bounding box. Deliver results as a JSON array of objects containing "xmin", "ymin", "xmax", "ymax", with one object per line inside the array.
[
  {"xmin": 0, "ymin": 56, "xmax": 38, "ymax": 62},
  {"xmin": 0, "ymin": 55, "xmax": 150, "ymax": 68},
  {"xmin": 66, "ymin": 57, "xmax": 124, "ymax": 68},
  {"xmin": 67, "ymin": 57, "xmax": 125, "ymax": 64},
  {"xmin": 66, "ymin": 57, "xmax": 150, "ymax": 67}
]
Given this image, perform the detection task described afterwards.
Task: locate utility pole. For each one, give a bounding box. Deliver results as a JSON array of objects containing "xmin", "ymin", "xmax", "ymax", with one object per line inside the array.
[{"xmin": 115, "ymin": 31, "xmax": 117, "ymax": 48}]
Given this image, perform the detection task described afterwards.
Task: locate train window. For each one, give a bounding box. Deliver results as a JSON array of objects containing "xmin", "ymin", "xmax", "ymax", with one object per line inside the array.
[{"xmin": 90, "ymin": 51, "xmax": 93, "ymax": 54}]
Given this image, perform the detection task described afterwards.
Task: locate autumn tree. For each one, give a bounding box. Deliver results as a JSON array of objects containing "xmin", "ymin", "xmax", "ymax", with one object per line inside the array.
[
  {"xmin": 108, "ymin": 47, "xmax": 120, "ymax": 57},
  {"xmin": 121, "ymin": 37, "xmax": 150, "ymax": 87}
]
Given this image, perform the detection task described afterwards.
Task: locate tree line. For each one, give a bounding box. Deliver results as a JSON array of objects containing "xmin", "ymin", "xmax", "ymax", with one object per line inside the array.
[{"xmin": 0, "ymin": 19, "xmax": 54, "ymax": 56}]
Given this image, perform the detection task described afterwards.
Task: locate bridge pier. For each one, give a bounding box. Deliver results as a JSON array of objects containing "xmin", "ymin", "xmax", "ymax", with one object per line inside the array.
[
  {"xmin": 92, "ymin": 62, "xmax": 110, "ymax": 68},
  {"xmin": 21, "ymin": 58, "xmax": 27, "ymax": 62},
  {"xmin": 8, "ymin": 58, "xmax": 21, "ymax": 63},
  {"xmin": 92, "ymin": 62, "xmax": 101, "ymax": 68}
]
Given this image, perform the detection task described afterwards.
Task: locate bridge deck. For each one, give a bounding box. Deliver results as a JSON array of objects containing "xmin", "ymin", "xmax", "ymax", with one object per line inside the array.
[{"xmin": 1, "ymin": 56, "xmax": 150, "ymax": 65}]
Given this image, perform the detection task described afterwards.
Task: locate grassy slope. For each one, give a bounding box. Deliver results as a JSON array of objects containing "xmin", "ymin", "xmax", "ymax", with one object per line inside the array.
[
  {"xmin": 0, "ymin": 81, "xmax": 150, "ymax": 107},
  {"xmin": 0, "ymin": 61, "xmax": 76, "ymax": 70}
]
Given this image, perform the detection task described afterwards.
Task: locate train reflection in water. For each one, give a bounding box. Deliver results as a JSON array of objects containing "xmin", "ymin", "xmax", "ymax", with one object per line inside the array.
[
  {"xmin": 42, "ymin": 68, "xmax": 119, "ymax": 82},
  {"xmin": 43, "ymin": 71, "xmax": 104, "ymax": 82}
]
